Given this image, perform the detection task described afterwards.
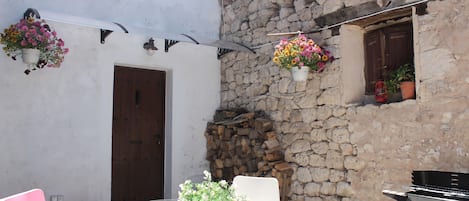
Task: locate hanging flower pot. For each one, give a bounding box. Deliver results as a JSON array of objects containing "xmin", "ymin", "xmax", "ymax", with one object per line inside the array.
[
  {"xmin": 290, "ymin": 66, "xmax": 309, "ymax": 81},
  {"xmin": 272, "ymin": 33, "xmax": 334, "ymax": 82},
  {"xmin": 0, "ymin": 17, "xmax": 69, "ymax": 74},
  {"xmin": 21, "ymin": 48, "xmax": 40, "ymax": 65}
]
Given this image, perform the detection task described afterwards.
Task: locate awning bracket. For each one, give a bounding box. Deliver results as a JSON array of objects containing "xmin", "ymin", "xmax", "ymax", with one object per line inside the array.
[
  {"xmin": 217, "ymin": 48, "xmax": 234, "ymax": 59},
  {"xmin": 100, "ymin": 29, "xmax": 113, "ymax": 44},
  {"xmin": 100, "ymin": 22, "xmax": 128, "ymax": 44},
  {"xmin": 165, "ymin": 39, "xmax": 180, "ymax": 52}
]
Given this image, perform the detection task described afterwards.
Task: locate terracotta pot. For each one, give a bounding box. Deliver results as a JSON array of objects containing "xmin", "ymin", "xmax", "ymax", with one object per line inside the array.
[
  {"xmin": 290, "ymin": 66, "xmax": 309, "ymax": 81},
  {"xmin": 400, "ymin": 81, "xmax": 415, "ymax": 100}
]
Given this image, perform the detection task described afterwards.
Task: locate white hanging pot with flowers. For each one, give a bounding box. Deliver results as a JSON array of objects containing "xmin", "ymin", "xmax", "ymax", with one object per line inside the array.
[
  {"xmin": 0, "ymin": 16, "xmax": 69, "ymax": 74},
  {"xmin": 273, "ymin": 34, "xmax": 334, "ymax": 81}
]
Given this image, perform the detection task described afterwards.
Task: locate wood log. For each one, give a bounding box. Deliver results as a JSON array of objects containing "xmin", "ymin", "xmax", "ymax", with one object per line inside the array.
[
  {"xmin": 233, "ymin": 166, "xmax": 239, "ymax": 175},
  {"xmin": 265, "ymin": 131, "xmax": 277, "ymax": 140},
  {"xmin": 248, "ymin": 130, "xmax": 259, "ymax": 139},
  {"xmin": 223, "ymin": 128, "xmax": 233, "ymax": 140},
  {"xmin": 224, "ymin": 158, "xmax": 233, "ymax": 167},
  {"xmin": 264, "ymin": 139, "xmax": 281, "ymax": 150},
  {"xmin": 215, "ymin": 168, "xmax": 223, "ymax": 179},
  {"xmin": 254, "ymin": 118, "xmax": 273, "ymax": 132},
  {"xmin": 236, "ymin": 128, "xmax": 250, "ymax": 135},
  {"xmin": 215, "ymin": 159, "xmax": 224, "ymax": 169},
  {"xmin": 274, "ymin": 162, "xmax": 293, "ymax": 173},
  {"xmin": 233, "ymin": 112, "xmax": 255, "ymax": 120},
  {"xmin": 246, "ymin": 160, "xmax": 258, "ymax": 172},
  {"xmin": 238, "ymin": 165, "xmax": 247, "ymax": 174},
  {"xmin": 265, "ymin": 150, "xmax": 283, "ymax": 161},
  {"xmin": 253, "ymin": 147, "xmax": 265, "ymax": 158},
  {"xmin": 217, "ymin": 125, "xmax": 224, "ymax": 136}
]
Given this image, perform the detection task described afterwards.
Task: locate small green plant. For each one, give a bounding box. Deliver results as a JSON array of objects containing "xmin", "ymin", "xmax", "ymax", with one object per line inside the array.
[
  {"xmin": 178, "ymin": 170, "xmax": 244, "ymax": 201},
  {"xmin": 385, "ymin": 63, "xmax": 415, "ymax": 94}
]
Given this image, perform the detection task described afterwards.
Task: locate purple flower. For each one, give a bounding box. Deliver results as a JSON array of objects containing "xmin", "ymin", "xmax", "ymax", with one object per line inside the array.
[
  {"xmin": 57, "ymin": 39, "xmax": 64, "ymax": 47},
  {"xmin": 317, "ymin": 62, "xmax": 325, "ymax": 72}
]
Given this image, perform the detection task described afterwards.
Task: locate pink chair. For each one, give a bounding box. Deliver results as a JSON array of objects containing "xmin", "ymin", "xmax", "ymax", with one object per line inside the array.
[{"xmin": 0, "ymin": 189, "xmax": 45, "ymax": 201}]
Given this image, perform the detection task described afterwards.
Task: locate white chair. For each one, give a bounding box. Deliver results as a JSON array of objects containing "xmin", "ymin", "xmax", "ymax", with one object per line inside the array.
[{"xmin": 232, "ymin": 175, "xmax": 280, "ymax": 201}]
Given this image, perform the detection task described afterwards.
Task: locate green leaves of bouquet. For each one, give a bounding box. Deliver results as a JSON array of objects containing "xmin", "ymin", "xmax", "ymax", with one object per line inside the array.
[{"xmin": 178, "ymin": 171, "xmax": 244, "ymax": 201}]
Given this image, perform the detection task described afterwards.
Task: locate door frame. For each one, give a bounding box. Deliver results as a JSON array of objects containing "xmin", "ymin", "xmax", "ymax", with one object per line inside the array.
[{"xmin": 111, "ymin": 64, "xmax": 173, "ymax": 199}]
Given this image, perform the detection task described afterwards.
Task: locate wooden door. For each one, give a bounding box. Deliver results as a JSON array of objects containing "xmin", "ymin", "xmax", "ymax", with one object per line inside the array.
[
  {"xmin": 364, "ymin": 22, "xmax": 413, "ymax": 94},
  {"xmin": 112, "ymin": 66, "xmax": 166, "ymax": 201}
]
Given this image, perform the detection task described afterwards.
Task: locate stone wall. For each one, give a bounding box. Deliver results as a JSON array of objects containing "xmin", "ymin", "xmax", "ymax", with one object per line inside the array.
[{"xmin": 219, "ymin": 0, "xmax": 469, "ymax": 201}]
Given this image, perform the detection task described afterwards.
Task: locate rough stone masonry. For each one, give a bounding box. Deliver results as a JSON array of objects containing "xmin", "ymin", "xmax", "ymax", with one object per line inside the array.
[{"xmin": 218, "ymin": 0, "xmax": 469, "ymax": 201}]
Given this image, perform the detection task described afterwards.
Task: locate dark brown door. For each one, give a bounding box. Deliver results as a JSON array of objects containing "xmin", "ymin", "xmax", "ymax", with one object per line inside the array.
[
  {"xmin": 112, "ymin": 66, "xmax": 166, "ymax": 201},
  {"xmin": 364, "ymin": 22, "xmax": 413, "ymax": 94}
]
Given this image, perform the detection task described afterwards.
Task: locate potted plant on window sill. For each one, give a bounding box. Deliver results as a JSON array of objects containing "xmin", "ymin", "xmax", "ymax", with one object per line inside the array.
[
  {"xmin": 385, "ymin": 63, "xmax": 415, "ymax": 101},
  {"xmin": 272, "ymin": 34, "xmax": 333, "ymax": 81},
  {"xmin": 0, "ymin": 17, "xmax": 69, "ymax": 74}
]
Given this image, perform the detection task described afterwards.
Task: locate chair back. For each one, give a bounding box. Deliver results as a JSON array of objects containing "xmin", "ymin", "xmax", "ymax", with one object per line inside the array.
[
  {"xmin": 0, "ymin": 189, "xmax": 45, "ymax": 201},
  {"xmin": 232, "ymin": 175, "xmax": 280, "ymax": 201}
]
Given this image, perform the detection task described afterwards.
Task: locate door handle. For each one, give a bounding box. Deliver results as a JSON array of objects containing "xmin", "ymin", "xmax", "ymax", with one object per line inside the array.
[{"xmin": 155, "ymin": 135, "xmax": 162, "ymax": 145}]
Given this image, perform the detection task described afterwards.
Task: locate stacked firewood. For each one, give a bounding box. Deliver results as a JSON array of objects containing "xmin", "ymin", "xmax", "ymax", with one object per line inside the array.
[{"xmin": 205, "ymin": 109, "xmax": 293, "ymax": 201}]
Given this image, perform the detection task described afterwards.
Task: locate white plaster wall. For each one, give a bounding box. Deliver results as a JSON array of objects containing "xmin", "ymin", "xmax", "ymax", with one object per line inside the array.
[
  {"xmin": 1, "ymin": 0, "xmax": 221, "ymax": 40},
  {"xmin": 0, "ymin": 18, "xmax": 220, "ymax": 201}
]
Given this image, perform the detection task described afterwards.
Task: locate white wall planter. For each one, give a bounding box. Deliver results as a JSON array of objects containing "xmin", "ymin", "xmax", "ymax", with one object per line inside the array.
[{"xmin": 290, "ymin": 66, "xmax": 309, "ymax": 81}]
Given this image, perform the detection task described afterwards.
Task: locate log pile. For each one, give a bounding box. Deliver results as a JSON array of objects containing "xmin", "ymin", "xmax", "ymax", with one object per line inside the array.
[{"xmin": 205, "ymin": 109, "xmax": 293, "ymax": 201}]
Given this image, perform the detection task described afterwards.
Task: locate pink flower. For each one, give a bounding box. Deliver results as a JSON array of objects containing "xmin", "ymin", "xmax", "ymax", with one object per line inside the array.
[
  {"xmin": 20, "ymin": 40, "xmax": 27, "ymax": 47},
  {"xmin": 52, "ymin": 31, "xmax": 57, "ymax": 37},
  {"xmin": 312, "ymin": 46, "xmax": 321, "ymax": 53},
  {"xmin": 299, "ymin": 62, "xmax": 304, "ymax": 67},
  {"xmin": 280, "ymin": 39, "xmax": 288, "ymax": 46},
  {"xmin": 63, "ymin": 48, "xmax": 69, "ymax": 54},
  {"xmin": 301, "ymin": 51, "xmax": 311, "ymax": 57},
  {"xmin": 298, "ymin": 34, "xmax": 307, "ymax": 41}
]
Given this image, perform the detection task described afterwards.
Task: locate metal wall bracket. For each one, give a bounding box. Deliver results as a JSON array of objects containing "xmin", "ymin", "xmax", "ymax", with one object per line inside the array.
[
  {"xmin": 165, "ymin": 39, "xmax": 180, "ymax": 52},
  {"xmin": 217, "ymin": 48, "xmax": 234, "ymax": 60},
  {"xmin": 101, "ymin": 29, "xmax": 113, "ymax": 44},
  {"xmin": 100, "ymin": 22, "xmax": 128, "ymax": 44}
]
